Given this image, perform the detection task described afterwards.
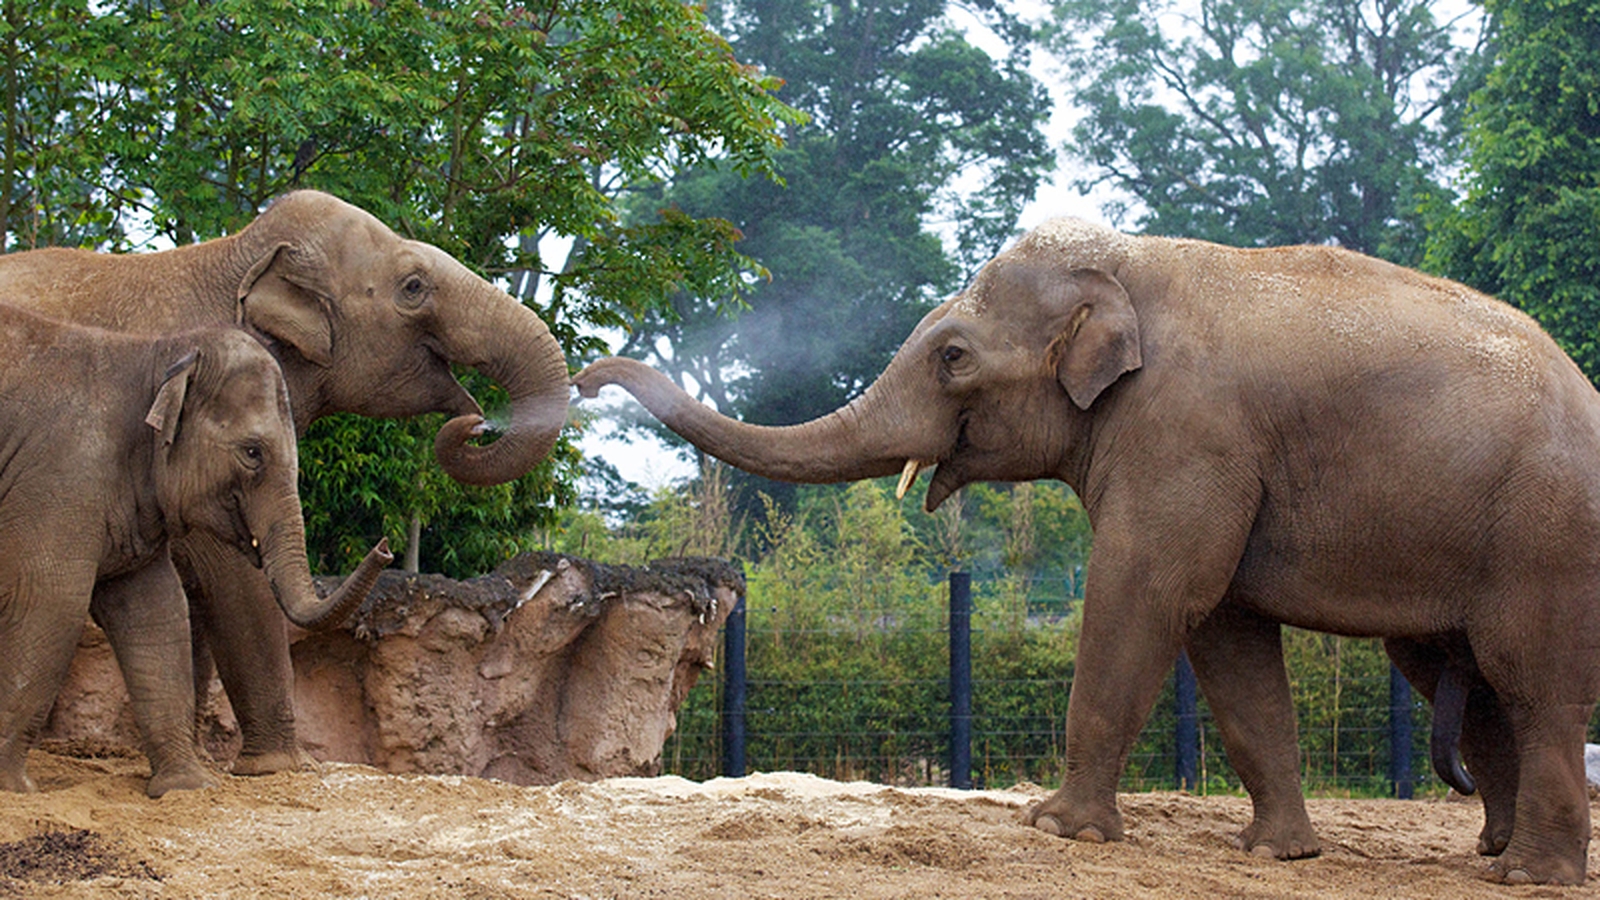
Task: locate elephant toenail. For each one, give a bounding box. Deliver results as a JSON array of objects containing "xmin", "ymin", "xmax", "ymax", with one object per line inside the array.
[
  {"xmin": 1250, "ymin": 844, "xmax": 1277, "ymax": 858},
  {"xmin": 1073, "ymin": 825, "xmax": 1106, "ymax": 844},
  {"xmin": 1034, "ymin": 814, "xmax": 1064, "ymax": 837},
  {"xmin": 1503, "ymin": 868, "xmax": 1533, "ymax": 885}
]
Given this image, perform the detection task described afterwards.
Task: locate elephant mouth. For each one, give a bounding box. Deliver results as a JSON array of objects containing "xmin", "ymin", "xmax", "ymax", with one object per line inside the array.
[
  {"xmin": 895, "ymin": 415, "xmax": 970, "ymax": 509},
  {"xmin": 227, "ymin": 494, "xmax": 263, "ymax": 568}
]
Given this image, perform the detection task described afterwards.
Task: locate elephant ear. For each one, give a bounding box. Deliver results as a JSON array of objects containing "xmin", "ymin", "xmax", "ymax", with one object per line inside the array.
[
  {"xmin": 237, "ymin": 243, "xmax": 334, "ymax": 367},
  {"xmin": 146, "ymin": 350, "xmax": 200, "ymax": 448},
  {"xmin": 1051, "ymin": 267, "xmax": 1142, "ymax": 410}
]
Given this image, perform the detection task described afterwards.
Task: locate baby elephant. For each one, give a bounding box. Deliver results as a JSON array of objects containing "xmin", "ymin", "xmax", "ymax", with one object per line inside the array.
[{"xmin": 0, "ymin": 303, "xmax": 392, "ymax": 797}]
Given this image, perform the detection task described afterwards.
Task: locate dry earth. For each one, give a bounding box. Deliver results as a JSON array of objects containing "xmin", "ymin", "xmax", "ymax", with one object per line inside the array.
[{"xmin": 2, "ymin": 746, "xmax": 1594, "ymax": 898}]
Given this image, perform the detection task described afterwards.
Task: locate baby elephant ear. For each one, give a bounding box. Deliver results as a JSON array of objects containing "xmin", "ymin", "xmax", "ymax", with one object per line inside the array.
[
  {"xmin": 1053, "ymin": 268, "xmax": 1141, "ymax": 410},
  {"xmin": 146, "ymin": 350, "xmax": 200, "ymax": 447}
]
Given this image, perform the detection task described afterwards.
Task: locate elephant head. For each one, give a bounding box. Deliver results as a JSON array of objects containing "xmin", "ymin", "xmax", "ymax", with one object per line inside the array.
[
  {"xmin": 572, "ymin": 224, "xmax": 1142, "ymax": 509},
  {"xmin": 229, "ymin": 191, "xmax": 571, "ymax": 486},
  {"xmin": 147, "ymin": 331, "xmax": 393, "ymax": 630}
]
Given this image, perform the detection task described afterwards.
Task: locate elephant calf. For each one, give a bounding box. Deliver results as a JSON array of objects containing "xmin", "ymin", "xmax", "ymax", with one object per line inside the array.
[{"xmin": 0, "ymin": 303, "xmax": 391, "ymax": 798}]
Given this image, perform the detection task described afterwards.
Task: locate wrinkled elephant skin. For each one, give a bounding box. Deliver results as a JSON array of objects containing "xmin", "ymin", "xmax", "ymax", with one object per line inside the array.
[
  {"xmin": 575, "ymin": 219, "xmax": 1600, "ymax": 885},
  {"xmin": 0, "ymin": 191, "xmax": 569, "ymax": 775},
  {"xmin": 0, "ymin": 305, "xmax": 390, "ymax": 798}
]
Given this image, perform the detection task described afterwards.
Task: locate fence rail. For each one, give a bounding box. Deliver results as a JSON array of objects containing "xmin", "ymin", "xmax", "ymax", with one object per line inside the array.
[{"xmin": 660, "ymin": 569, "xmax": 1540, "ymax": 796}]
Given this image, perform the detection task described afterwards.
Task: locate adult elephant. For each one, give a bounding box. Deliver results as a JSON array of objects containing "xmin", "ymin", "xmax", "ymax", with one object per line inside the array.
[
  {"xmin": 574, "ymin": 218, "xmax": 1600, "ymax": 885},
  {"xmin": 0, "ymin": 190, "xmax": 570, "ymax": 775}
]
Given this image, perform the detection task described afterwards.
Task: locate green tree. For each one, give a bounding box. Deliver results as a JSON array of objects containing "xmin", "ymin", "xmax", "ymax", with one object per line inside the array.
[
  {"xmin": 1045, "ymin": 0, "xmax": 1487, "ymax": 262},
  {"xmin": 5, "ymin": 0, "xmax": 798, "ymax": 575},
  {"xmin": 1425, "ymin": 0, "xmax": 1600, "ymax": 380},
  {"xmin": 600, "ymin": 0, "xmax": 1054, "ymax": 516},
  {"xmin": 0, "ymin": 0, "xmax": 131, "ymax": 250}
]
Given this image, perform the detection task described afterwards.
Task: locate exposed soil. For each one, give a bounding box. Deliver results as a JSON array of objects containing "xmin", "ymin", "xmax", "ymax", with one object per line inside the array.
[{"xmin": 2, "ymin": 746, "xmax": 1593, "ymax": 898}]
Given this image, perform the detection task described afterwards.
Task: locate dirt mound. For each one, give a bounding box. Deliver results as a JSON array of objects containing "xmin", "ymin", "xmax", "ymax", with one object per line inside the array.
[
  {"xmin": 2, "ymin": 746, "xmax": 1590, "ymax": 898},
  {"xmin": 45, "ymin": 554, "xmax": 743, "ymax": 786}
]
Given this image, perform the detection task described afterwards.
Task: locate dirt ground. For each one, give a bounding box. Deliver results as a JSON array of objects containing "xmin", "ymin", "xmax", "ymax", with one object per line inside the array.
[{"xmin": 1, "ymin": 746, "xmax": 1593, "ymax": 898}]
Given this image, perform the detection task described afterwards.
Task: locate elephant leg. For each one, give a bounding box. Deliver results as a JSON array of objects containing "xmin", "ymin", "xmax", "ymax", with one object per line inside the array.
[
  {"xmin": 1474, "ymin": 656, "xmax": 1592, "ymax": 885},
  {"xmin": 171, "ymin": 531, "xmax": 306, "ymax": 775},
  {"xmin": 0, "ymin": 563, "xmax": 96, "ymax": 793},
  {"xmin": 91, "ymin": 559, "xmax": 215, "ymax": 798},
  {"xmin": 1384, "ymin": 637, "xmax": 1517, "ymax": 856},
  {"xmin": 1460, "ymin": 681, "xmax": 1518, "ymax": 856},
  {"xmin": 1186, "ymin": 602, "xmax": 1319, "ymax": 859},
  {"xmin": 1026, "ymin": 499, "xmax": 1251, "ymax": 845}
]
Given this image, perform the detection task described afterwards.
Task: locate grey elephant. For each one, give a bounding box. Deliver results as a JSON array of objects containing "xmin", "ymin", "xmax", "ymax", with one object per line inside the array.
[
  {"xmin": 0, "ymin": 304, "xmax": 392, "ymax": 798},
  {"xmin": 0, "ymin": 191, "xmax": 569, "ymax": 775},
  {"xmin": 575, "ymin": 218, "xmax": 1600, "ymax": 885}
]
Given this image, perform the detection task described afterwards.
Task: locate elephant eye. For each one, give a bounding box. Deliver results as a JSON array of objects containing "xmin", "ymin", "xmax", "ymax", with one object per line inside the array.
[
  {"xmin": 398, "ymin": 274, "xmax": 429, "ymax": 308},
  {"xmin": 942, "ymin": 346, "xmax": 965, "ymax": 364},
  {"xmin": 240, "ymin": 443, "xmax": 264, "ymax": 469}
]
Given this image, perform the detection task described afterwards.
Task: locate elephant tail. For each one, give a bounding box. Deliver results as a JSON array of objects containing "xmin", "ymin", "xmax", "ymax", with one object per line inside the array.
[{"xmin": 1429, "ymin": 664, "xmax": 1477, "ymax": 795}]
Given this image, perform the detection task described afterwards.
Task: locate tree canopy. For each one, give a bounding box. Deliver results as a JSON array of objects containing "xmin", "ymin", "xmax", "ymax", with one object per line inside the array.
[
  {"xmin": 1, "ymin": 0, "xmax": 799, "ymax": 575},
  {"xmin": 1043, "ymin": 0, "xmax": 1488, "ymax": 262},
  {"xmin": 597, "ymin": 0, "xmax": 1054, "ymax": 514},
  {"xmin": 1425, "ymin": 0, "xmax": 1600, "ymax": 381}
]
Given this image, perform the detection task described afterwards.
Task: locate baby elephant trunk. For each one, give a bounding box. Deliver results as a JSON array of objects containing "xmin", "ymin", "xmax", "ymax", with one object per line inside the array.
[{"xmin": 262, "ymin": 528, "xmax": 393, "ymax": 631}]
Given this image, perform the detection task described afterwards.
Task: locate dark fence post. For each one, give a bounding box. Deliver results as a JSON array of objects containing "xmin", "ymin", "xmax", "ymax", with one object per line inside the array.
[
  {"xmin": 1389, "ymin": 663, "xmax": 1414, "ymax": 799},
  {"xmin": 1174, "ymin": 651, "xmax": 1199, "ymax": 791},
  {"xmin": 722, "ymin": 594, "xmax": 747, "ymax": 778},
  {"xmin": 949, "ymin": 571, "xmax": 973, "ymax": 790}
]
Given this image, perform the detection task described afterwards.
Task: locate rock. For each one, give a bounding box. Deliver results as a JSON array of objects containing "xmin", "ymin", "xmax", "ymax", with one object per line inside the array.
[{"xmin": 43, "ymin": 553, "xmax": 743, "ymax": 785}]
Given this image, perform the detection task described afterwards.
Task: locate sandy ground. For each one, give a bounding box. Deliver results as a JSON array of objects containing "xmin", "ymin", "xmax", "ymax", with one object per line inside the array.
[{"xmin": 1, "ymin": 746, "xmax": 1594, "ymax": 898}]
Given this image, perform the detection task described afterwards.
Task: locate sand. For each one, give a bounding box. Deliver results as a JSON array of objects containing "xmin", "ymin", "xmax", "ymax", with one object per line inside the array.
[{"xmin": 1, "ymin": 746, "xmax": 1592, "ymax": 898}]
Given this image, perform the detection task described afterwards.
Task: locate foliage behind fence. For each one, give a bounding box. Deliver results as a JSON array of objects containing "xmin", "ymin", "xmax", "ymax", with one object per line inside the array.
[{"xmin": 664, "ymin": 567, "xmax": 1445, "ymax": 796}]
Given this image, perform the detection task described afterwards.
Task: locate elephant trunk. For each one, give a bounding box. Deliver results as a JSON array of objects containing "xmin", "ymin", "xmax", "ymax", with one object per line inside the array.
[
  {"xmin": 572, "ymin": 356, "xmax": 937, "ymax": 485},
  {"xmin": 257, "ymin": 491, "xmax": 393, "ymax": 631},
  {"xmin": 433, "ymin": 280, "xmax": 572, "ymax": 487}
]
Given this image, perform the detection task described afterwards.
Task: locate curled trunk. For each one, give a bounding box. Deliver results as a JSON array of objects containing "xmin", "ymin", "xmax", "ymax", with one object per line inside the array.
[
  {"xmin": 258, "ymin": 491, "xmax": 393, "ymax": 630},
  {"xmin": 433, "ymin": 282, "xmax": 572, "ymax": 487}
]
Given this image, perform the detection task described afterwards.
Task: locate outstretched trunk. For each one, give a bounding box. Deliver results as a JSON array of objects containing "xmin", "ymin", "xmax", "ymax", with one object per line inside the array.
[
  {"xmin": 572, "ymin": 355, "xmax": 943, "ymax": 485},
  {"xmin": 431, "ymin": 277, "xmax": 572, "ymax": 487}
]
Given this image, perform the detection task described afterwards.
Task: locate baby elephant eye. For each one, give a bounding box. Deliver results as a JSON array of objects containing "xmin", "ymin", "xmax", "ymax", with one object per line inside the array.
[
  {"xmin": 242, "ymin": 444, "xmax": 264, "ymax": 466},
  {"xmin": 942, "ymin": 346, "xmax": 965, "ymax": 364}
]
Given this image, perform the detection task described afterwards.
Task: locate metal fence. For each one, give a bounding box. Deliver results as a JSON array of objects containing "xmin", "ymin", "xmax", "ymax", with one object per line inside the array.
[{"xmin": 662, "ymin": 568, "xmax": 1462, "ymax": 796}]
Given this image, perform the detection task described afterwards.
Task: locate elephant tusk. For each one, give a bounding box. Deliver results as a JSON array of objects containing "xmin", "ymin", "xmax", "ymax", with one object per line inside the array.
[
  {"xmin": 896, "ymin": 459, "xmax": 922, "ymax": 500},
  {"xmin": 251, "ymin": 537, "xmax": 259, "ymax": 549}
]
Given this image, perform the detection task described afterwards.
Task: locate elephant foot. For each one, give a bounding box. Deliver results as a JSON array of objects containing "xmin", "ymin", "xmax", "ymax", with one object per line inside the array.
[
  {"xmin": 231, "ymin": 746, "xmax": 313, "ymax": 777},
  {"xmin": 1480, "ymin": 843, "xmax": 1588, "ymax": 886},
  {"xmin": 1024, "ymin": 791, "xmax": 1124, "ymax": 844},
  {"xmin": 1232, "ymin": 817, "xmax": 1321, "ymax": 860},
  {"xmin": 1475, "ymin": 823, "xmax": 1511, "ymax": 857},
  {"xmin": 146, "ymin": 761, "xmax": 217, "ymax": 799},
  {"xmin": 1481, "ymin": 859, "xmax": 1588, "ymax": 886},
  {"xmin": 0, "ymin": 768, "xmax": 38, "ymax": 794}
]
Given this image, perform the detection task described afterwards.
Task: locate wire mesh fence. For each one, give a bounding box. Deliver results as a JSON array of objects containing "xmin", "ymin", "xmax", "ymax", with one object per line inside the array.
[{"xmin": 659, "ymin": 567, "xmax": 1522, "ymax": 797}]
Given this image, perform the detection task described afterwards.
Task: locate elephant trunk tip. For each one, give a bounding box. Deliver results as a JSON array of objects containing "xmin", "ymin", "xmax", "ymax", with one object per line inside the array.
[
  {"xmin": 281, "ymin": 537, "xmax": 393, "ymax": 632},
  {"xmin": 433, "ymin": 392, "xmax": 568, "ymax": 488}
]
